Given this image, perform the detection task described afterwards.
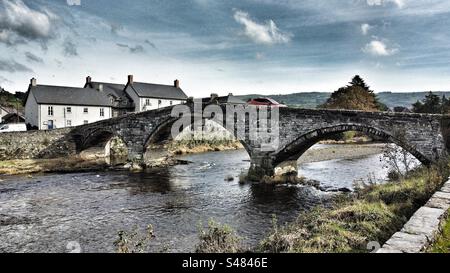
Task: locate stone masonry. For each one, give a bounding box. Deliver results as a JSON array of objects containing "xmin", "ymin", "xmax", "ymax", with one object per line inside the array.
[
  {"xmin": 0, "ymin": 128, "xmax": 75, "ymax": 160},
  {"xmin": 377, "ymin": 179, "xmax": 450, "ymax": 253}
]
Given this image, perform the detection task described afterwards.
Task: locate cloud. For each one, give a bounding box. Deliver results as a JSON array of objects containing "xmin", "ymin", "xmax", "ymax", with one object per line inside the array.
[
  {"xmin": 233, "ymin": 10, "xmax": 292, "ymax": 45},
  {"xmin": 363, "ymin": 40, "xmax": 399, "ymax": 56},
  {"xmin": 0, "ymin": 75, "xmax": 13, "ymax": 85},
  {"xmin": 361, "ymin": 23, "xmax": 373, "ymax": 35},
  {"xmin": 0, "ymin": 0, "xmax": 58, "ymax": 46},
  {"xmin": 366, "ymin": 0, "xmax": 405, "ymax": 8},
  {"xmin": 25, "ymin": 51, "xmax": 43, "ymax": 63},
  {"xmin": 116, "ymin": 43, "xmax": 145, "ymax": 54},
  {"xmin": 54, "ymin": 59, "xmax": 62, "ymax": 68},
  {"xmin": 144, "ymin": 39, "xmax": 157, "ymax": 49},
  {"xmin": 110, "ymin": 23, "xmax": 123, "ymax": 35},
  {"xmin": 63, "ymin": 38, "xmax": 78, "ymax": 57},
  {"xmin": 0, "ymin": 58, "xmax": 32, "ymax": 72}
]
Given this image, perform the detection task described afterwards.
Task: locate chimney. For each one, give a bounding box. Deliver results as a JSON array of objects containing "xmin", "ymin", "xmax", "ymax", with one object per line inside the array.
[
  {"xmin": 30, "ymin": 78, "xmax": 37, "ymax": 87},
  {"xmin": 98, "ymin": 84, "xmax": 104, "ymax": 92},
  {"xmin": 228, "ymin": 93, "xmax": 233, "ymax": 97},
  {"xmin": 210, "ymin": 93, "xmax": 219, "ymax": 100},
  {"xmin": 128, "ymin": 75, "xmax": 134, "ymax": 85},
  {"xmin": 86, "ymin": 76, "xmax": 92, "ymax": 85},
  {"xmin": 174, "ymin": 79, "xmax": 180, "ymax": 88}
]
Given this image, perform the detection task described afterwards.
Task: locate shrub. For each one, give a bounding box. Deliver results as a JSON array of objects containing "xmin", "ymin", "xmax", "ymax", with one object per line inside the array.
[
  {"xmin": 196, "ymin": 220, "xmax": 243, "ymax": 253},
  {"xmin": 114, "ymin": 225, "xmax": 155, "ymax": 253}
]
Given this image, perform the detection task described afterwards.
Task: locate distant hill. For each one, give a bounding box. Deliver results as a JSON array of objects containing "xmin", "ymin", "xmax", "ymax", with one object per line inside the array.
[
  {"xmin": 0, "ymin": 88, "xmax": 26, "ymax": 110},
  {"xmin": 238, "ymin": 91, "xmax": 450, "ymax": 109}
]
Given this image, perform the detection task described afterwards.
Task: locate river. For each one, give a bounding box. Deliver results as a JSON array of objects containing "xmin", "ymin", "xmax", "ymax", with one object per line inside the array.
[{"xmin": 0, "ymin": 144, "xmax": 409, "ymax": 253}]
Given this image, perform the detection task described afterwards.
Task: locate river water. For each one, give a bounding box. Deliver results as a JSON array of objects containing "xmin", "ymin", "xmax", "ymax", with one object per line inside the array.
[{"xmin": 0, "ymin": 145, "xmax": 400, "ymax": 253}]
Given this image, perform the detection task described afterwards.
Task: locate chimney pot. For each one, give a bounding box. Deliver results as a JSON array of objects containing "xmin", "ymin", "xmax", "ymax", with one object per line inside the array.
[
  {"xmin": 128, "ymin": 75, "xmax": 134, "ymax": 84},
  {"xmin": 228, "ymin": 93, "xmax": 233, "ymax": 96},
  {"xmin": 30, "ymin": 78, "xmax": 37, "ymax": 87},
  {"xmin": 174, "ymin": 79, "xmax": 180, "ymax": 88}
]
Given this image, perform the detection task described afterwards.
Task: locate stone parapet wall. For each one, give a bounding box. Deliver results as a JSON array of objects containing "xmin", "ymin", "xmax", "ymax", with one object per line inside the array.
[{"xmin": 0, "ymin": 128, "xmax": 76, "ymax": 160}]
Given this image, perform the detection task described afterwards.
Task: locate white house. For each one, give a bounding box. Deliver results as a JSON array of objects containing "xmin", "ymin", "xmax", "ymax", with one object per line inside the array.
[
  {"xmin": 124, "ymin": 75, "xmax": 188, "ymax": 112},
  {"xmin": 24, "ymin": 78, "xmax": 113, "ymax": 130},
  {"xmin": 24, "ymin": 75, "xmax": 189, "ymax": 130},
  {"xmin": 84, "ymin": 76, "xmax": 135, "ymax": 118},
  {"xmin": 0, "ymin": 106, "xmax": 12, "ymax": 121}
]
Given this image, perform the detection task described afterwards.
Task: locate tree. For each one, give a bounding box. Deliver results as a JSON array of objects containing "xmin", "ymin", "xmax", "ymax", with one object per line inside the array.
[
  {"xmin": 381, "ymin": 130, "xmax": 417, "ymax": 181},
  {"xmin": 412, "ymin": 91, "xmax": 442, "ymax": 114},
  {"xmin": 320, "ymin": 75, "xmax": 383, "ymax": 111},
  {"xmin": 349, "ymin": 75, "xmax": 372, "ymax": 93}
]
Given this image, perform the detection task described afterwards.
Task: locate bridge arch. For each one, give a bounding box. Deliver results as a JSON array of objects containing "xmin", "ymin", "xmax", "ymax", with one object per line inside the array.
[
  {"xmin": 143, "ymin": 116, "xmax": 253, "ymax": 158},
  {"xmin": 74, "ymin": 129, "xmax": 128, "ymax": 164},
  {"xmin": 273, "ymin": 123, "xmax": 430, "ymax": 169}
]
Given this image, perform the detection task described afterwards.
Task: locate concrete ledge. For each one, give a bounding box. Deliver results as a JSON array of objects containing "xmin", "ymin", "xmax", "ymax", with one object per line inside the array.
[{"xmin": 377, "ymin": 179, "xmax": 450, "ymax": 253}]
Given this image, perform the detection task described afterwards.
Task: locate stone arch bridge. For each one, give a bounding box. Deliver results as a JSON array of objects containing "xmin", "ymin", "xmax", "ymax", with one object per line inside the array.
[{"xmin": 68, "ymin": 103, "xmax": 450, "ymax": 179}]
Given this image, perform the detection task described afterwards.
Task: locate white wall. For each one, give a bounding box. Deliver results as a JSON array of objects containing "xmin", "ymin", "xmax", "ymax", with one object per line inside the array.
[
  {"xmin": 140, "ymin": 98, "xmax": 184, "ymax": 112},
  {"xmin": 25, "ymin": 91, "xmax": 39, "ymax": 128},
  {"xmin": 124, "ymin": 87, "xmax": 140, "ymax": 112},
  {"xmin": 38, "ymin": 104, "xmax": 112, "ymax": 130},
  {"xmin": 0, "ymin": 108, "xmax": 7, "ymax": 121}
]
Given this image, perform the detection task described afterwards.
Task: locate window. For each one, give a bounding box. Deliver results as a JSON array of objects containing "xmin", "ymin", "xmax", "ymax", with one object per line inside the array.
[
  {"xmin": 84, "ymin": 120, "xmax": 89, "ymax": 125},
  {"xmin": 48, "ymin": 106, "xmax": 53, "ymax": 116},
  {"xmin": 158, "ymin": 100, "xmax": 162, "ymax": 105},
  {"xmin": 66, "ymin": 107, "xmax": 72, "ymax": 113},
  {"xmin": 145, "ymin": 99, "xmax": 151, "ymax": 106},
  {"xmin": 84, "ymin": 108, "xmax": 88, "ymax": 114},
  {"xmin": 100, "ymin": 108, "xmax": 105, "ymax": 117},
  {"xmin": 66, "ymin": 120, "xmax": 72, "ymax": 127},
  {"xmin": 170, "ymin": 101, "xmax": 173, "ymax": 106}
]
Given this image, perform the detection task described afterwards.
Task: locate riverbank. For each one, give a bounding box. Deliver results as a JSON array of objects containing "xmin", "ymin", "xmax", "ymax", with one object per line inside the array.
[
  {"xmin": 168, "ymin": 140, "xmax": 243, "ymax": 155},
  {"xmin": 257, "ymin": 160, "xmax": 450, "ymax": 253},
  {"xmin": 0, "ymin": 157, "xmax": 108, "ymax": 175},
  {"xmin": 298, "ymin": 143, "xmax": 384, "ymax": 164}
]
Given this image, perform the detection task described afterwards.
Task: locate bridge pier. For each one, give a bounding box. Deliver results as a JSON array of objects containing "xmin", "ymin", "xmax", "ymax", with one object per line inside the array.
[
  {"xmin": 248, "ymin": 153, "xmax": 299, "ymax": 181},
  {"xmin": 126, "ymin": 145, "xmax": 145, "ymax": 164},
  {"xmin": 248, "ymin": 153, "xmax": 275, "ymax": 181}
]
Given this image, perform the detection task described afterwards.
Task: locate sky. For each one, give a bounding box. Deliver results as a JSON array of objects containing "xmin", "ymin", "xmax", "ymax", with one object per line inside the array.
[{"xmin": 0, "ymin": 0, "xmax": 450, "ymax": 97}]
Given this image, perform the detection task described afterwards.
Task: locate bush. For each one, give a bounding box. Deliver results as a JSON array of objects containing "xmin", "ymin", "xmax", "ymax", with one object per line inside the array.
[
  {"xmin": 114, "ymin": 225, "xmax": 155, "ymax": 253},
  {"xmin": 196, "ymin": 220, "xmax": 244, "ymax": 253}
]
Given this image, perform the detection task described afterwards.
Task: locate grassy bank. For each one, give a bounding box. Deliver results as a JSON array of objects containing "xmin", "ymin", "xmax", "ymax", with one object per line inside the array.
[
  {"xmin": 168, "ymin": 139, "xmax": 243, "ymax": 155},
  {"xmin": 257, "ymin": 161, "xmax": 449, "ymax": 253},
  {"xmin": 429, "ymin": 211, "xmax": 450, "ymax": 253},
  {"xmin": 319, "ymin": 131, "xmax": 373, "ymax": 145},
  {"xmin": 0, "ymin": 157, "xmax": 107, "ymax": 175}
]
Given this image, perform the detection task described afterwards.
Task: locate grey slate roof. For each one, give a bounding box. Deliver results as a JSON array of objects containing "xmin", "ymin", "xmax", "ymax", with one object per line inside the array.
[
  {"xmin": 217, "ymin": 95, "xmax": 246, "ymax": 104},
  {"xmin": 128, "ymin": 82, "xmax": 188, "ymax": 100},
  {"xmin": 30, "ymin": 85, "xmax": 114, "ymax": 107},
  {"xmin": 201, "ymin": 95, "xmax": 246, "ymax": 105},
  {"xmin": 87, "ymin": 82, "xmax": 134, "ymax": 109}
]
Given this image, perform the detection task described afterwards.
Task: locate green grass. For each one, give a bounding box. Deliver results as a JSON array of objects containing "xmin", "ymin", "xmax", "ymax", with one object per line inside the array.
[
  {"xmin": 429, "ymin": 211, "xmax": 450, "ymax": 253},
  {"xmin": 258, "ymin": 160, "xmax": 449, "ymax": 253}
]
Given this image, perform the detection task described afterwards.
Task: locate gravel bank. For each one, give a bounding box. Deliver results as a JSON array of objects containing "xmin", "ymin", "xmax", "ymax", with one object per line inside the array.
[{"xmin": 298, "ymin": 144, "xmax": 385, "ymax": 164}]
